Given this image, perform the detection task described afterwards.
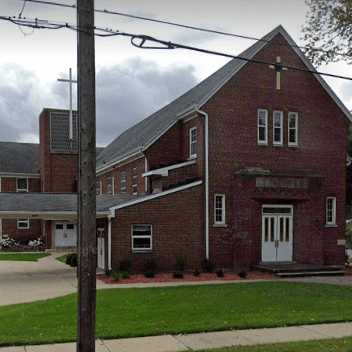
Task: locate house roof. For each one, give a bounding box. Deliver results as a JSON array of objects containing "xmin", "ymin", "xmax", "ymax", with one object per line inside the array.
[
  {"xmin": 0, "ymin": 193, "xmax": 137, "ymax": 215},
  {"xmin": 0, "ymin": 140, "xmax": 104, "ymax": 176},
  {"xmin": 0, "ymin": 142, "xmax": 40, "ymax": 175},
  {"xmin": 96, "ymin": 25, "xmax": 352, "ymax": 172}
]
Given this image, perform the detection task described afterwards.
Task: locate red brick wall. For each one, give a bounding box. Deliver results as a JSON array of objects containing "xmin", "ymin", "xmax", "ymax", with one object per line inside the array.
[
  {"xmin": 202, "ymin": 33, "xmax": 348, "ymax": 269},
  {"xmin": 99, "ymin": 156, "xmax": 145, "ymax": 195},
  {"xmin": 110, "ymin": 185, "xmax": 204, "ymax": 272}
]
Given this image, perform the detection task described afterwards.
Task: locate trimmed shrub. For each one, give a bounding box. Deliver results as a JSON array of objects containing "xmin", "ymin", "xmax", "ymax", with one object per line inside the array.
[
  {"xmin": 66, "ymin": 253, "xmax": 78, "ymax": 267},
  {"xmin": 111, "ymin": 271, "xmax": 120, "ymax": 281},
  {"xmin": 202, "ymin": 259, "xmax": 214, "ymax": 273},
  {"xmin": 119, "ymin": 259, "xmax": 132, "ymax": 273},
  {"xmin": 238, "ymin": 271, "xmax": 248, "ymax": 279},
  {"xmin": 121, "ymin": 271, "xmax": 130, "ymax": 279},
  {"xmin": 144, "ymin": 271, "xmax": 155, "ymax": 278},
  {"xmin": 173, "ymin": 271, "xmax": 184, "ymax": 279},
  {"xmin": 144, "ymin": 258, "xmax": 157, "ymax": 272},
  {"xmin": 193, "ymin": 269, "xmax": 200, "ymax": 277},
  {"xmin": 175, "ymin": 256, "xmax": 186, "ymax": 272},
  {"xmin": 216, "ymin": 268, "xmax": 225, "ymax": 278}
]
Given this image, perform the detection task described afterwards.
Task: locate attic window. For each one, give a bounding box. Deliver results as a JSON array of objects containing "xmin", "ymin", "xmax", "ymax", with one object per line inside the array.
[{"xmin": 189, "ymin": 127, "xmax": 197, "ymax": 159}]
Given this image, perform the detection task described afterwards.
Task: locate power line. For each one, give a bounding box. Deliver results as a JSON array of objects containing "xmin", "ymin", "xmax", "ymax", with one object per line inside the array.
[
  {"xmin": 16, "ymin": 0, "xmax": 351, "ymax": 60},
  {"xmin": 18, "ymin": 0, "xmax": 27, "ymax": 18},
  {"xmin": 1, "ymin": 15, "xmax": 352, "ymax": 83}
]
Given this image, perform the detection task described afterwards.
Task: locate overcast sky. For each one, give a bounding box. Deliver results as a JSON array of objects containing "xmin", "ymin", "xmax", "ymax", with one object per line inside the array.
[{"xmin": 0, "ymin": 0, "xmax": 351, "ymax": 146}]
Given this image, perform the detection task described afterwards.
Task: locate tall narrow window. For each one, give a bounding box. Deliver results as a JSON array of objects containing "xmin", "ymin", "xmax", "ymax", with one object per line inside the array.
[
  {"xmin": 214, "ymin": 194, "xmax": 226, "ymax": 225},
  {"xmin": 106, "ymin": 177, "xmax": 114, "ymax": 195},
  {"xmin": 189, "ymin": 127, "xmax": 197, "ymax": 159},
  {"xmin": 257, "ymin": 109, "xmax": 268, "ymax": 145},
  {"xmin": 16, "ymin": 178, "xmax": 28, "ymax": 192},
  {"xmin": 288, "ymin": 112, "xmax": 298, "ymax": 146},
  {"xmin": 120, "ymin": 172, "xmax": 127, "ymax": 192},
  {"xmin": 273, "ymin": 111, "xmax": 283, "ymax": 145},
  {"xmin": 326, "ymin": 197, "xmax": 336, "ymax": 225},
  {"xmin": 132, "ymin": 224, "xmax": 152, "ymax": 252}
]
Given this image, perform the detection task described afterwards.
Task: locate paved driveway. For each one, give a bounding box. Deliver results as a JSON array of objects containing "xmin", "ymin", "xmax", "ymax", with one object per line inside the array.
[{"xmin": 0, "ymin": 254, "xmax": 77, "ymax": 306}]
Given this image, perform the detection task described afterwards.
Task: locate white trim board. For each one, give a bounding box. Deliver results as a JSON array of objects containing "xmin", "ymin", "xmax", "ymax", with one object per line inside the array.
[
  {"xmin": 142, "ymin": 159, "xmax": 196, "ymax": 177},
  {"xmin": 0, "ymin": 173, "xmax": 40, "ymax": 178},
  {"xmin": 109, "ymin": 180, "xmax": 203, "ymax": 214}
]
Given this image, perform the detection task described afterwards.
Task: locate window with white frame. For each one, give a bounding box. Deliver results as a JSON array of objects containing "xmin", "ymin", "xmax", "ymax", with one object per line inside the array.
[
  {"xmin": 288, "ymin": 112, "xmax": 299, "ymax": 146},
  {"xmin": 120, "ymin": 172, "xmax": 127, "ymax": 192},
  {"xmin": 132, "ymin": 224, "xmax": 152, "ymax": 251},
  {"xmin": 106, "ymin": 177, "xmax": 114, "ymax": 195},
  {"xmin": 273, "ymin": 111, "xmax": 283, "ymax": 145},
  {"xmin": 132, "ymin": 174, "xmax": 138, "ymax": 195},
  {"xmin": 96, "ymin": 180, "xmax": 102, "ymax": 195},
  {"xmin": 326, "ymin": 197, "xmax": 336, "ymax": 225},
  {"xmin": 214, "ymin": 194, "xmax": 226, "ymax": 225},
  {"xmin": 257, "ymin": 109, "xmax": 268, "ymax": 145},
  {"xmin": 16, "ymin": 178, "xmax": 28, "ymax": 192},
  {"xmin": 17, "ymin": 218, "xmax": 30, "ymax": 230},
  {"xmin": 189, "ymin": 127, "xmax": 197, "ymax": 158}
]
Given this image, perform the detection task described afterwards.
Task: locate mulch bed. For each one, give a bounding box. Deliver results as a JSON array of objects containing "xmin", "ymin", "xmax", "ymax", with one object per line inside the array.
[{"xmin": 97, "ymin": 271, "xmax": 274, "ymax": 285}]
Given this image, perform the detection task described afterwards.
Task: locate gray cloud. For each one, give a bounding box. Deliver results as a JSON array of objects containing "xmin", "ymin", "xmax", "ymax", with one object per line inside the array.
[{"xmin": 0, "ymin": 59, "xmax": 198, "ymax": 145}]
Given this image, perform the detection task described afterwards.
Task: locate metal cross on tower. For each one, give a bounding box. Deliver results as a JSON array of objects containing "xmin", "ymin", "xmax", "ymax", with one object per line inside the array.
[
  {"xmin": 57, "ymin": 68, "xmax": 78, "ymax": 140},
  {"xmin": 269, "ymin": 56, "xmax": 288, "ymax": 90}
]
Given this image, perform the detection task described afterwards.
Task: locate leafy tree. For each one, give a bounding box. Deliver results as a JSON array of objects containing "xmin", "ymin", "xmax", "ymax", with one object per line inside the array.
[{"xmin": 302, "ymin": 0, "xmax": 352, "ymax": 66}]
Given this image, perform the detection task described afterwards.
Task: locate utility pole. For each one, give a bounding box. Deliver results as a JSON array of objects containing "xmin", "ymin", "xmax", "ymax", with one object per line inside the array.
[{"xmin": 77, "ymin": 1, "xmax": 96, "ymax": 352}]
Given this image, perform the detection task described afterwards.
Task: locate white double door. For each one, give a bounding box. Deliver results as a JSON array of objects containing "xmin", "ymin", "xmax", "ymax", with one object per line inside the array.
[
  {"xmin": 97, "ymin": 228, "xmax": 105, "ymax": 270},
  {"xmin": 261, "ymin": 206, "xmax": 293, "ymax": 262},
  {"xmin": 54, "ymin": 222, "xmax": 77, "ymax": 248}
]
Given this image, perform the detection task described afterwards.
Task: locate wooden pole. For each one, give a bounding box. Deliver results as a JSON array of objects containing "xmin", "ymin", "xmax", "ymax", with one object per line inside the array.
[{"xmin": 77, "ymin": 1, "xmax": 96, "ymax": 351}]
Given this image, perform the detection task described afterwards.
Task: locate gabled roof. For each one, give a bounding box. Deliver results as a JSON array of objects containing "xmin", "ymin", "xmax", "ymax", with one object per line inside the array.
[
  {"xmin": 0, "ymin": 142, "xmax": 39, "ymax": 175},
  {"xmin": 96, "ymin": 25, "xmax": 352, "ymax": 172}
]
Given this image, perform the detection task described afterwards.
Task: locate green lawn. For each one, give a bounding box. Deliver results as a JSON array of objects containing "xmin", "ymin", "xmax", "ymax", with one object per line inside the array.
[
  {"xmin": 1, "ymin": 282, "xmax": 352, "ymax": 346},
  {"xmin": 202, "ymin": 337, "xmax": 352, "ymax": 352},
  {"xmin": 0, "ymin": 252, "xmax": 49, "ymax": 262}
]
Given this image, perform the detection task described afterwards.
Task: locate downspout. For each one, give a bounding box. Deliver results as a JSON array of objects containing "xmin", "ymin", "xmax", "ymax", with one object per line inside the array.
[
  {"xmin": 196, "ymin": 108, "xmax": 209, "ymax": 260},
  {"xmin": 108, "ymin": 216, "xmax": 112, "ymax": 271}
]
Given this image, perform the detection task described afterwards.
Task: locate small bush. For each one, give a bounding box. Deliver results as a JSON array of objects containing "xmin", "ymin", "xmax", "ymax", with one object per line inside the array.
[
  {"xmin": 193, "ymin": 269, "xmax": 200, "ymax": 277},
  {"xmin": 173, "ymin": 271, "xmax": 184, "ymax": 279},
  {"xmin": 144, "ymin": 258, "xmax": 157, "ymax": 271},
  {"xmin": 111, "ymin": 271, "xmax": 120, "ymax": 281},
  {"xmin": 175, "ymin": 256, "xmax": 186, "ymax": 272},
  {"xmin": 119, "ymin": 259, "xmax": 132, "ymax": 272},
  {"xmin": 66, "ymin": 253, "xmax": 78, "ymax": 267},
  {"xmin": 144, "ymin": 270, "xmax": 155, "ymax": 278},
  {"xmin": 202, "ymin": 259, "xmax": 214, "ymax": 273},
  {"xmin": 216, "ymin": 268, "xmax": 225, "ymax": 278},
  {"xmin": 238, "ymin": 271, "xmax": 248, "ymax": 279},
  {"xmin": 121, "ymin": 271, "xmax": 130, "ymax": 279}
]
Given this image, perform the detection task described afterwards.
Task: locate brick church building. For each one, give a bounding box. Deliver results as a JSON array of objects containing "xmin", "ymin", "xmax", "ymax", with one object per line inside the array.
[{"xmin": 0, "ymin": 26, "xmax": 350, "ymax": 272}]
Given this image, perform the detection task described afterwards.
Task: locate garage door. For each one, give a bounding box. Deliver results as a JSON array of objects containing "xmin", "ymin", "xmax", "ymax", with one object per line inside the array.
[{"xmin": 54, "ymin": 223, "xmax": 77, "ymax": 248}]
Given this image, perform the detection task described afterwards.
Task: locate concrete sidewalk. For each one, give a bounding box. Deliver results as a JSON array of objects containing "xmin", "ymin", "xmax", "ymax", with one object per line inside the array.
[{"xmin": 2, "ymin": 322, "xmax": 352, "ymax": 352}]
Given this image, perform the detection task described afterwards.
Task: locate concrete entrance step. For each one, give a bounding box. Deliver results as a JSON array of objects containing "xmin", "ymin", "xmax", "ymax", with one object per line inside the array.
[{"xmin": 254, "ymin": 263, "xmax": 345, "ymax": 277}]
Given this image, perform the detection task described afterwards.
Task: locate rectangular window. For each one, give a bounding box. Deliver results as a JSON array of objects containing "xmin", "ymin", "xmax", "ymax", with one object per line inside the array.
[
  {"xmin": 189, "ymin": 127, "xmax": 197, "ymax": 159},
  {"xmin": 16, "ymin": 178, "xmax": 28, "ymax": 192},
  {"xmin": 326, "ymin": 197, "xmax": 336, "ymax": 225},
  {"xmin": 96, "ymin": 180, "xmax": 102, "ymax": 195},
  {"xmin": 214, "ymin": 194, "xmax": 226, "ymax": 225},
  {"xmin": 17, "ymin": 218, "xmax": 30, "ymax": 230},
  {"xmin": 120, "ymin": 172, "xmax": 127, "ymax": 192},
  {"xmin": 257, "ymin": 109, "xmax": 268, "ymax": 145},
  {"xmin": 273, "ymin": 111, "xmax": 283, "ymax": 145},
  {"xmin": 288, "ymin": 112, "xmax": 298, "ymax": 146},
  {"xmin": 106, "ymin": 177, "xmax": 114, "ymax": 195},
  {"xmin": 132, "ymin": 224, "xmax": 152, "ymax": 252}
]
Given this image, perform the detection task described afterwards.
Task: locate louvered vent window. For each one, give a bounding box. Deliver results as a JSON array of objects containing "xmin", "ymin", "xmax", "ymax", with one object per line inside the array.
[{"xmin": 50, "ymin": 112, "xmax": 78, "ymax": 153}]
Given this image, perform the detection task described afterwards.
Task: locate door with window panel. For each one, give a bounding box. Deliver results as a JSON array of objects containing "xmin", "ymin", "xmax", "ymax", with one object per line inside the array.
[{"xmin": 261, "ymin": 206, "xmax": 293, "ymax": 262}]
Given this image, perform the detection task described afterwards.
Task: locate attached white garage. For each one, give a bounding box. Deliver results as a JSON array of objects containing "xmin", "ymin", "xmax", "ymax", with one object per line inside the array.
[{"xmin": 53, "ymin": 222, "xmax": 77, "ymax": 248}]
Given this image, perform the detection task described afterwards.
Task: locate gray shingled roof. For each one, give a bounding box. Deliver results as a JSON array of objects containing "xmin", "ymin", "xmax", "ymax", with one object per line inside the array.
[
  {"xmin": 0, "ymin": 193, "xmax": 139, "ymax": 214},
  {"xmin": 96, "ymin": 25, "xmax": 352, "ymax": 171},
  {"xmin": 0, "ymin": 142, "xmax": 39, "ymax": 175}
]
